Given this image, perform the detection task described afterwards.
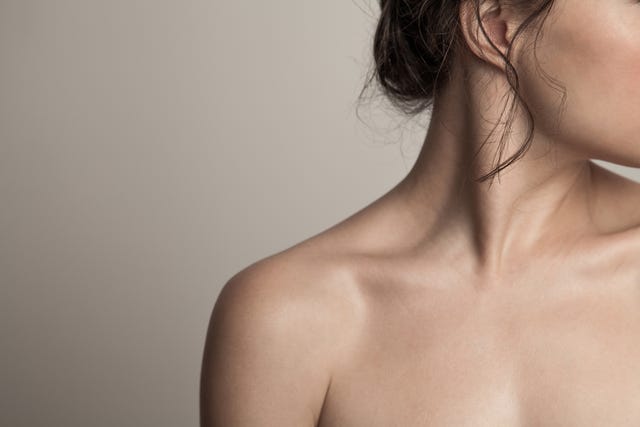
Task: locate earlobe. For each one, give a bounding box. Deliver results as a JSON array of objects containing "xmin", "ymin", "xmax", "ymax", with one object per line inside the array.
[
  {"xmin": 483, "ymin": 6, "xmax": 509, "ymax": 51},
  {"xmin": 458, "ymin": 0, "xmax": 513, "ymax": 70}
]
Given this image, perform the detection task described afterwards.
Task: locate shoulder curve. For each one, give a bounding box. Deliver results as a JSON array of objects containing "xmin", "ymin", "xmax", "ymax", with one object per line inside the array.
[
  {"xmin": 215, "ymin": 249, "xmax": 367, "ymax": 375},
  {"xmin": 219, "ymin": 249, "xmax": 364, "ymax": 326},
  {"xmin": 201, "ymin": 251, "xmax": 363, "ymax": 425}
]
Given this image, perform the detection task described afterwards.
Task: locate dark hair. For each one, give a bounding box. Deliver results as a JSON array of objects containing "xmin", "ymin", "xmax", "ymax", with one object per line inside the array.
[{"xmin": 358, "ymin": 0, "xmax": 564, "ymax": 184}]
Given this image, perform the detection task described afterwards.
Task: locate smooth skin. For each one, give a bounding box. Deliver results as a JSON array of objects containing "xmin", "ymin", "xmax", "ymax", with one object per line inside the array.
[{"xmin": 200, "ymin": 0, "xmax": 640, "ymax": 425}]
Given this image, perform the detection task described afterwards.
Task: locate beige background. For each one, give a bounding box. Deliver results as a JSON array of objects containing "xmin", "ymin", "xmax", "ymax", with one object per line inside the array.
[{"xmin": 2, "ymin": 1, "xmax": 639, "ymax": 426}]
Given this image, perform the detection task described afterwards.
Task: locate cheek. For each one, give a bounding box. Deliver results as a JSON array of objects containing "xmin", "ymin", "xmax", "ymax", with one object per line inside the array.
[{"xmin": 516, "ymin": 20, "xmax": 640, "ymax": 167}]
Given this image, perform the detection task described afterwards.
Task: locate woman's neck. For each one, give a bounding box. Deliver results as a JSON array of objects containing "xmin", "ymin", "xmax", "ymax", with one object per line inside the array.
[{"xmin": 394, "ymin": 59, "xmax": 598, "ymax": 278}]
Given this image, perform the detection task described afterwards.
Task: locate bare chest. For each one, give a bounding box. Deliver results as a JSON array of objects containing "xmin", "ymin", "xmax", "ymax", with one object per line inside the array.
[{"xmin": 316, "ymin": 280, "xmax": 640, "ymax": 427}]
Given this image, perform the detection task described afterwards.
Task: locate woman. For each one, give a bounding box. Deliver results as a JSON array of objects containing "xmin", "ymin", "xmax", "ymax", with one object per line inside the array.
[{"xmin": 201, "ymin": 0, "xmax": 640, "ymax": 425}]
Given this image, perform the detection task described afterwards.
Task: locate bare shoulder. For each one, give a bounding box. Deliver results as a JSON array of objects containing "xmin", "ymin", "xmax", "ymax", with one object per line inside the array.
[
  {"xmin": 200, "ymin": 247, "xmax": 363, "ymax": 426},
  {"xmin": 216, "ymin": 245, "xmax": 363, "ymax": 331}
]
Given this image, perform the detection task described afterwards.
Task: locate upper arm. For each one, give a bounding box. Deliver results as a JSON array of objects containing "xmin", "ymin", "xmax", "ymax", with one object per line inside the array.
[{"xmin": 199, "ymin": 260, "xmax": 336, "ymax": 427}]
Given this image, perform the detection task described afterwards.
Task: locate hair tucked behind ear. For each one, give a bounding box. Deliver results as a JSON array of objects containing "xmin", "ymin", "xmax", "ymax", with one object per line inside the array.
[{"xmin": 357, "ymin": 0, "xmax": 562, "ymax": 184}]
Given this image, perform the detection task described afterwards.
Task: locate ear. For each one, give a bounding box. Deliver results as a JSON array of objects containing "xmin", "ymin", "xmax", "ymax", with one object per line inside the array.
[{"xmin": 458, "ymin": 0, "xmax": 519, "ymax": 71}]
